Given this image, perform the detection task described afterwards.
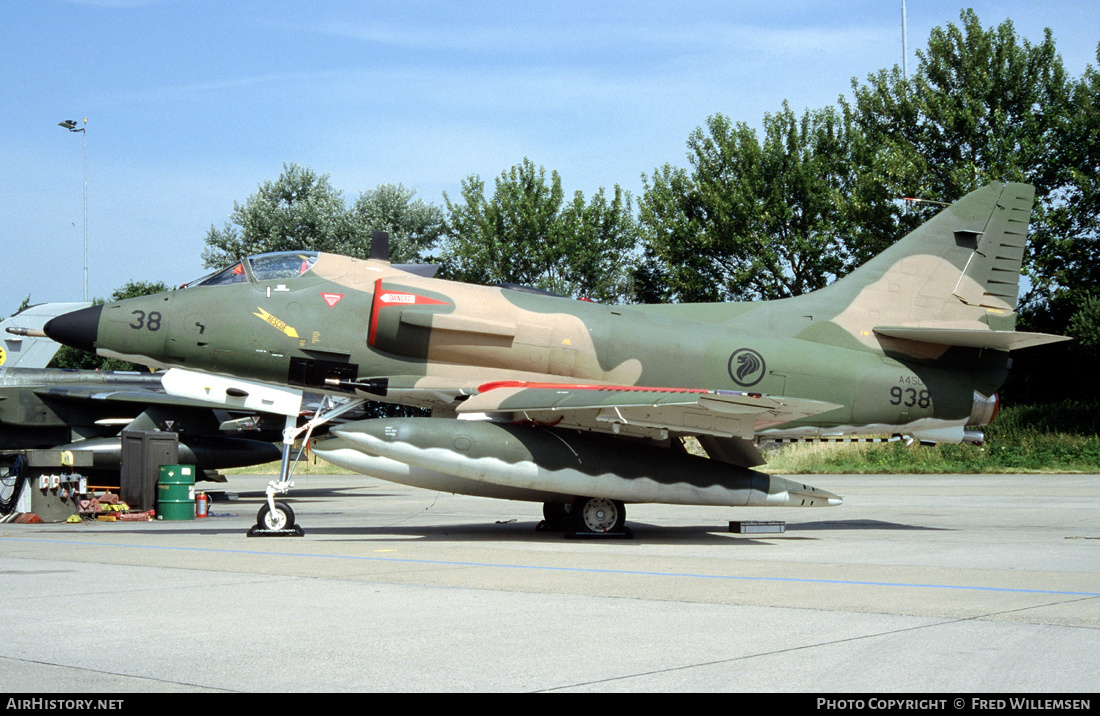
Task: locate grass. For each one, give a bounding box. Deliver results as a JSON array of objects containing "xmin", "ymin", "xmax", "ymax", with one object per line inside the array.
[
  {"xmin": 763, "ymin": 401, "xmax": 1100, "ymax": 474},
  {"xmin": 222, "ymin": 448, "xmax": 357, "ymax": 476}
]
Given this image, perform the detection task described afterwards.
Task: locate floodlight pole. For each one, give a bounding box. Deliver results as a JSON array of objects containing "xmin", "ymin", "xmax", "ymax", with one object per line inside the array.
[
  {"xmin": 58, "ymin": 118, "xmax": 88, "ymax": 302},
  {"xmin": 901, "ymin": 0, "xmax": 909, "ymax": 80}
]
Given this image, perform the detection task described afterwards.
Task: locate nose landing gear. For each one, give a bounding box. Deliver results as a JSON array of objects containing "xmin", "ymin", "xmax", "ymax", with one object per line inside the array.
[{"xmin": 248, "ymin": 487, "xmax": 304, "ymax": 537}]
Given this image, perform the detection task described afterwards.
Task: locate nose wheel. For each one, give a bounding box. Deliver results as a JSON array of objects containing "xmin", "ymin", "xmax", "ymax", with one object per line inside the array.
[
  {"xmin": 257, "ymin": 500, "xmax": 295, "ymax": 531},
  {"xmin": 247, "ymin": 480, "xmax": 305, "ymax": 537}
]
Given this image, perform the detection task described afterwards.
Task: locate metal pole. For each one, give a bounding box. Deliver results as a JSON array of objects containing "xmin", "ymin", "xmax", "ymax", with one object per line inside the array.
[
  {"xmin": 81, "ymin": 118, "xmax": 87, "ymax": 303},
  {"xmin": 58, "ymin": 118, "xmax": 89, "ymax": 302},
  {"xmin": 901, "ymin": 0, "xmax": 909, "ymax": 81}
]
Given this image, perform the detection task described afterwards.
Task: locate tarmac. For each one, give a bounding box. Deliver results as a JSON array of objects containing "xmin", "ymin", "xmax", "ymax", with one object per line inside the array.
[{"xmin": 1, "ymin": 472, "xmax": 1097, "ymax": 693}]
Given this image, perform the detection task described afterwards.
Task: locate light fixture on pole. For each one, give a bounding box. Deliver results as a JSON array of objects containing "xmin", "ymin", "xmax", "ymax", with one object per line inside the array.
[{"xmin": 58, "ymin": 118, "xmax": 88, "ymax": 302}]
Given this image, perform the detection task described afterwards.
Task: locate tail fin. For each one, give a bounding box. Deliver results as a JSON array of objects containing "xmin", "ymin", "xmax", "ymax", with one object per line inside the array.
[
  {"xmin": 816, "ymin": 183, "xmax": 1067, "ymax": 352},
  {"xmin": 1, "ymin": 302, "xmax": 91, "ymax": 369}
]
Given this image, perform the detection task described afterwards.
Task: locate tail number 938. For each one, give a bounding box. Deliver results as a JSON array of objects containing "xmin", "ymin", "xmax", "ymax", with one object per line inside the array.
[{"xmin": 890, "ymin": 386, "xmax": 931, "ymax": 409}]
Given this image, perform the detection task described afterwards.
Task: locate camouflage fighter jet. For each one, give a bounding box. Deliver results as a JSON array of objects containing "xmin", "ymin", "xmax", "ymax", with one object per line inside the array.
[{"xmin": 43, "ymin": 182, "xmax": 1067, "ymax": 534}]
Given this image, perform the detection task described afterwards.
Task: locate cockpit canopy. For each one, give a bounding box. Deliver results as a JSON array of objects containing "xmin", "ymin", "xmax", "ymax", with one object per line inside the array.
[{"xmin": 185, "ymin": 252, "xmax": 320, "ymax": 287}]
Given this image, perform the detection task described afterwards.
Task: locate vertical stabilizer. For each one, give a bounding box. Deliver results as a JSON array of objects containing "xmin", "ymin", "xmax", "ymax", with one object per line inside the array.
[
  {"xmin": 796, "ymin": 183, "xmax": 1066, "ymax": 353},
  {"xmin": 833, "ymin": 182, "xmax": 1034, "ymax": 324},
  {"xmin": 812, "ymin": 183, "xmax": 1031, "ymax": 333},
  {"xmin": 1, "ymin": 303, "xmax": 91, "ymax": 369}
]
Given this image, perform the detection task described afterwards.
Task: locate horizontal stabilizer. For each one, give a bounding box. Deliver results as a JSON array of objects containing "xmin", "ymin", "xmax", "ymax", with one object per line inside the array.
[{"xmin": 873, "ymin": 326, "xmax": 1070, "ymax": 351}]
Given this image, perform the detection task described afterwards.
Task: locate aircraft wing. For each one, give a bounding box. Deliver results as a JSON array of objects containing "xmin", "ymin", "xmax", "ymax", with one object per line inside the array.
[
  {"xmin": 456, "ymin": 381, "xmax": 841, "ymax": 440},
  {"xmin": 33, "ymin": 385, "xmax": 213, "ymax": 409},
  {"xmin": 28, "ymin": 380, "xmax": 248, "ymax": 413},
  {"xmin": 20, "ymin": 368, "xmax": 303, "ymax": 419}
]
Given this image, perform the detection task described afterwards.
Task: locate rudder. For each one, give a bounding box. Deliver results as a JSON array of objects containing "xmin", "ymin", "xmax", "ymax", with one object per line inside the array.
[{"xmin": 950, "ymin": 182, "xmax": 1033, "ymax": 312}]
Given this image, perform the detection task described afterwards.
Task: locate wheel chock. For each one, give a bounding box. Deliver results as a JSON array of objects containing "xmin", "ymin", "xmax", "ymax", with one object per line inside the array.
[{"xmin": 247, "ymin": 524, "xmax": 305, "ymax": 537}]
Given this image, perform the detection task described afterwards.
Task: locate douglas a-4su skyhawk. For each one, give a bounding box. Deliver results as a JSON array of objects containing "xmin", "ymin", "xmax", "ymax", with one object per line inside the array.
[{"xmin": 45, "ymin": 182, "xmax": 1067, "ymax": 534}]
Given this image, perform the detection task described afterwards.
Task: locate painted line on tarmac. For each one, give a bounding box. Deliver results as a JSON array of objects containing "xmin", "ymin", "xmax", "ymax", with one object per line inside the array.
[{"xmin": 4, "ymin": 536, "xmax": 1100, "ymax": 597}]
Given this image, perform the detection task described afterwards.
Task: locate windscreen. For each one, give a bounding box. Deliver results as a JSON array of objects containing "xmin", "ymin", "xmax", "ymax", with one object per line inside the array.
[
  {"xmin": 248, "ymin": 252, "xmax": 319, "ymax": 281},
  {"xmin": 184, "ymin": 252, "xmax": 320, "ymax": 287}
]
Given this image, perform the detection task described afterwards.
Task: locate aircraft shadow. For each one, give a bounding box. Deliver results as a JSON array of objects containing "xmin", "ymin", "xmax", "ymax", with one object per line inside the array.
[
  {"xmin": 41, "ymin": 494, "xmax": 945, "ymax": 542},
  {"xmin": 787, "ymin": 519, "xmax": 947, "ymax": 532},
  {"xmin": 209, "ymin": 487, "xmax": 396, "ymax": 500},
  {"xmin": 131, "ymin": 518, "xmax": 941, "ymax": 543}
]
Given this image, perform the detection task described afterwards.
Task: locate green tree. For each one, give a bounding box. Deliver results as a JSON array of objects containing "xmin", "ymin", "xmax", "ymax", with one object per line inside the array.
[
  {"xmin": 638, "ymin": 104, "xmax": 865, "ymax": 302},
  {"xmin": 344, "ymin": 183, "xmax": 444, "ymax": 264},
  {"xmin": 640, "ymin": 9, "xmax": 1084, "ymax": 309},
  {"xmin": 555, "ymin": 185, "xmax": 638, "ymax": 301},
  {"xmin": 1067, "ymin": 295, "xmax": 1100, "ymax": 355},
  {"xmin": 201, "ymin": 163, "xmax": 349, "ymax": 268},
  {"xmin": 109, "ymin": 280, "xmax": 172, "ymax": 302},
  {"xmin": 1028, "ymin": 45, "xmax": 1100, "ymax": 312},
  {"xmin": 201, "ymin": 163, "xmax": 444, "ymax": 268},
  {"xmin": 852, "ymin": 9, "xmax": 1074, "ymax": 306},
  {"xmin": 441, "ymin": 158, "xmax": 638, "ymax": 303}
]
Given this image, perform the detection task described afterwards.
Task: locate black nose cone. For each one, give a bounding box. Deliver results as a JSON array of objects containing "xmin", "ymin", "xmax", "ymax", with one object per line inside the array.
[{"xmin": 43, "ymin": 304, "xmax": 103, "ymax": 354}]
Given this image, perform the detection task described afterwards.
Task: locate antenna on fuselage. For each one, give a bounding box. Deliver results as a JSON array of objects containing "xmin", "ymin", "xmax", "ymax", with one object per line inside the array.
[{"xmin": 370, "ymin": 231, "xmax": 390, "ymax": 262}]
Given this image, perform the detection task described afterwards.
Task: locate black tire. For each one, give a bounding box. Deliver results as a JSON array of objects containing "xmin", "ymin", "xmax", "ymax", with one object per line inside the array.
[
  {"xmin": 257, "ymin": 500, "xmax": 295, "ymax": 530},
  {"xmin": 541, "ymin": 502, "xmax": 574, "ymax": 531},
  {"xmin": 574, "ymin": 497, "xmax": 625, "ymax": 533}
]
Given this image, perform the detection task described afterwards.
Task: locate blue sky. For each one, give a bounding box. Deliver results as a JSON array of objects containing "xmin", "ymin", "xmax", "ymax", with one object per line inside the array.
[{"xmin": 2, "ymin": 0, "xmax": 1097, "ymax": 314}]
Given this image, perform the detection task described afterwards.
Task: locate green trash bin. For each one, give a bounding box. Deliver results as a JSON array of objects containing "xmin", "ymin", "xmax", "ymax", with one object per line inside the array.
[{"xmin": 157, "ymin": 465, "xmax": 196, "ymax": 520}]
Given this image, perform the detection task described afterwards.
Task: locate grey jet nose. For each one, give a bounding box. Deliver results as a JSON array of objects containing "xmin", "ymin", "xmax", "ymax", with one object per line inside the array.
[{"xmin": 43, "ymin": 304, "xmax": 103, "ymax": 354}]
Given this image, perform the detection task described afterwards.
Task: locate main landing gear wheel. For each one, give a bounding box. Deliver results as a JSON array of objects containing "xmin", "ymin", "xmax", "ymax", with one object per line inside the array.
[
  {"xmin": 567, "ymin": 497, "xmax": 631, "ymax": 539},
  {"xmin": 248, "ymin": 500, "xmax": 304, "ymax": 537}
]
